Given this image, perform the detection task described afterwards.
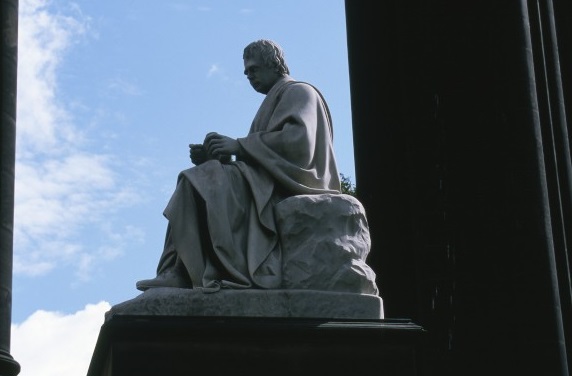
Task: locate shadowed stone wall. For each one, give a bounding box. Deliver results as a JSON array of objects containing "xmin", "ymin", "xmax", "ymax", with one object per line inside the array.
[{"xmin": 345, "ymin": 1, "xmax": 572, "ymax": 375}]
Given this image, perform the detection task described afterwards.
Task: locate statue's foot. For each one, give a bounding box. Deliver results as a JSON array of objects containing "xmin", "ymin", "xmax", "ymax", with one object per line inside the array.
[{"xmin": 136, "ymin": 267, "xmax": 192, "ymax": 291}]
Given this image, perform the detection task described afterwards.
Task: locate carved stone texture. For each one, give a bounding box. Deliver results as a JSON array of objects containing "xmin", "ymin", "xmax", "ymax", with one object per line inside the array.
[
  {"xmin": 106, "ymin": 288, "xmax": 383, "ymax": 321},
  {"xmin": 275, "ymin": 194, "xmax": 379, "ymax": 295}
]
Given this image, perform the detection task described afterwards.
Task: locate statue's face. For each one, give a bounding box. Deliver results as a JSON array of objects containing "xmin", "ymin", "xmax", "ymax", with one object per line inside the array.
[{"xmin": 243, "ymin": 56, "xmax": 281, "ymax": 94}]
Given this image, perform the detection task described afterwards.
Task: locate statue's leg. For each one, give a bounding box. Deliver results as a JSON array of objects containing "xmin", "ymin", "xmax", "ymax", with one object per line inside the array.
[
  {"xmin": 156, "ymin": 224, "xmax": 176, "ymax": 274},
  {"xmin": 135, "ymin": 223, "xmax": 194, "ymax": 291},
  {"xmin": 163, "ymin": 175, "xmax": 209, "ymax": 287}
]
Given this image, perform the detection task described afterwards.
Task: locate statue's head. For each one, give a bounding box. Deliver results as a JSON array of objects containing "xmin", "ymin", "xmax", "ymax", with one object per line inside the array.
[{"xmin": 243, "ymin": 39, "xmax": 290, "ymax": 76}]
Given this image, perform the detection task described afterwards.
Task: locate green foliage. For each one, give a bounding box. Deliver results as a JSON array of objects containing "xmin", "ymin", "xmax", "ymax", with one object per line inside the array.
[{"xmin": 340, "ymin": 173, "xmax": 356, "ymax": 196}]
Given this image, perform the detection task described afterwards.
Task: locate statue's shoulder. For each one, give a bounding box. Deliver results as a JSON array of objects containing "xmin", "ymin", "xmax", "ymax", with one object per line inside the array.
[
  {"xmin": 278, "ymin": 80, "xmax": 323, "ymax": 103},
  {"xmin": 282, "ymin": 80, "xmax": 316, "ymax": 92},
  {"xmin": 280, "ymin": 80, "xmax": 331, "ymax": 124}
]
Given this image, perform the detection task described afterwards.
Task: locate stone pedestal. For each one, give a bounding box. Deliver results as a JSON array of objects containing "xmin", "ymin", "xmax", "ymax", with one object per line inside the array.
[
  {"xmin": 87, "ymin": 289, "xmax": 423, "ymax": 376},
  {"xmin": 87, "ymin": 315, "xmax": 424, "ymax": 376}
]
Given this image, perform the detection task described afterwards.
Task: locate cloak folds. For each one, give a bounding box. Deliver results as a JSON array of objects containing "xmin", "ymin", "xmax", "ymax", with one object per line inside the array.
[{"xmin": 162, "ymin": 76, "xmax": 341, "ymax": 290}]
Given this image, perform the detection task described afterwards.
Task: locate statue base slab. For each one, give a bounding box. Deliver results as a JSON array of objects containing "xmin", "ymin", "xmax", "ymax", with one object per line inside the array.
[{"xmin": 105, "ymin": 288, "xmax": 384, "ymax": 321}]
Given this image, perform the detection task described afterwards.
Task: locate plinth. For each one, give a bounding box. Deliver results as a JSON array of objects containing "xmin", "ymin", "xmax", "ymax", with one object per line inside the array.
[{"xmin": 87, "ymin": 289, "xmax": 424, "ymax": 376}]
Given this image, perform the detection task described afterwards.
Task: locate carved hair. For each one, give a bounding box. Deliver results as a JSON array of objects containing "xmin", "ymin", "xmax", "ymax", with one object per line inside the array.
[{"xmin": 243, "ymin": 39, "xmax": 290, "ymax": 76}]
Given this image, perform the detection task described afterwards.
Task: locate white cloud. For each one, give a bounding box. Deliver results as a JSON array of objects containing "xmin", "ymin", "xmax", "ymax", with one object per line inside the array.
[
  {"xmin": 17, "ymin": 0, "xmax": 88, "ymax": 152},
  {"xmin": 207, "ymin": 64, "xmax": 220, "ymax": 77},
  {"xmin": 207, "ymin": 63, "xmax": 234, "ymax": 83},
  {"xmin": 106, "ymin": 76, "xmax": 144, "ymax": 97},
  {"xmin": 11, "ymin": 302, "xmax": 111, "ymax": 376},
  {"xmin": 14, "ymin": 0, "xmax": 143, "ymax": 279}
]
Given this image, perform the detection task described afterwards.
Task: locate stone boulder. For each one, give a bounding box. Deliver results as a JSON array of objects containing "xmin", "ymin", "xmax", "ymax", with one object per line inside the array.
[{"xmin": 274, "ymin": 193, "xmax": 378, "ymax": 295}]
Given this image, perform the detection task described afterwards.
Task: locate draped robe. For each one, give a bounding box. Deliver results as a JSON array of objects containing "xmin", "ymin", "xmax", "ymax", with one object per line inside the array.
[{"xmin": 160, "ymin": 76, "xmax": 341, "ymax": 290}]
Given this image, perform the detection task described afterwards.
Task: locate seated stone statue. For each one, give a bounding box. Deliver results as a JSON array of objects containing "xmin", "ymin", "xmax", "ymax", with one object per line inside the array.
[{"xmin": 136, "ymin": 39, "xmax": 377, "ymax": 295}]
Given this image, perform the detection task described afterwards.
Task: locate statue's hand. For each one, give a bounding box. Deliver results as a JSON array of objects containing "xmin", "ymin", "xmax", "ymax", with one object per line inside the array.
[
  {"xmin": 190, "ymin": 142, "xmax": 231, "ymax": 165},
  {"xmin": 204, "ymin": 132, "xmax": 240, "ymax": 160},
  {"xmin": 189, "ymin": 143, "xmax": 207, "ymax": 165},
  {"xmin": 218, "ymin": 154, "xmax": 232, "ymax": 164}
]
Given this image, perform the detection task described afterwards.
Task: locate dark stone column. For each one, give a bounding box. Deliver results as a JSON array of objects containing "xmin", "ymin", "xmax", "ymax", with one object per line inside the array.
[
  {"xmin": 0, "ymin": 0, "xmax": 21, "ymax": 375},
  {"xmin": 345, "ymin": 1, "xmax": 570, "ymax": 375}
]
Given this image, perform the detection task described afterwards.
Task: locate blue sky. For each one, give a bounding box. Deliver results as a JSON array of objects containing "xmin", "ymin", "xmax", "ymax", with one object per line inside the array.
[{"xmin": 10, "ymin": 1, "xmax": 353, "ymax": 374}]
